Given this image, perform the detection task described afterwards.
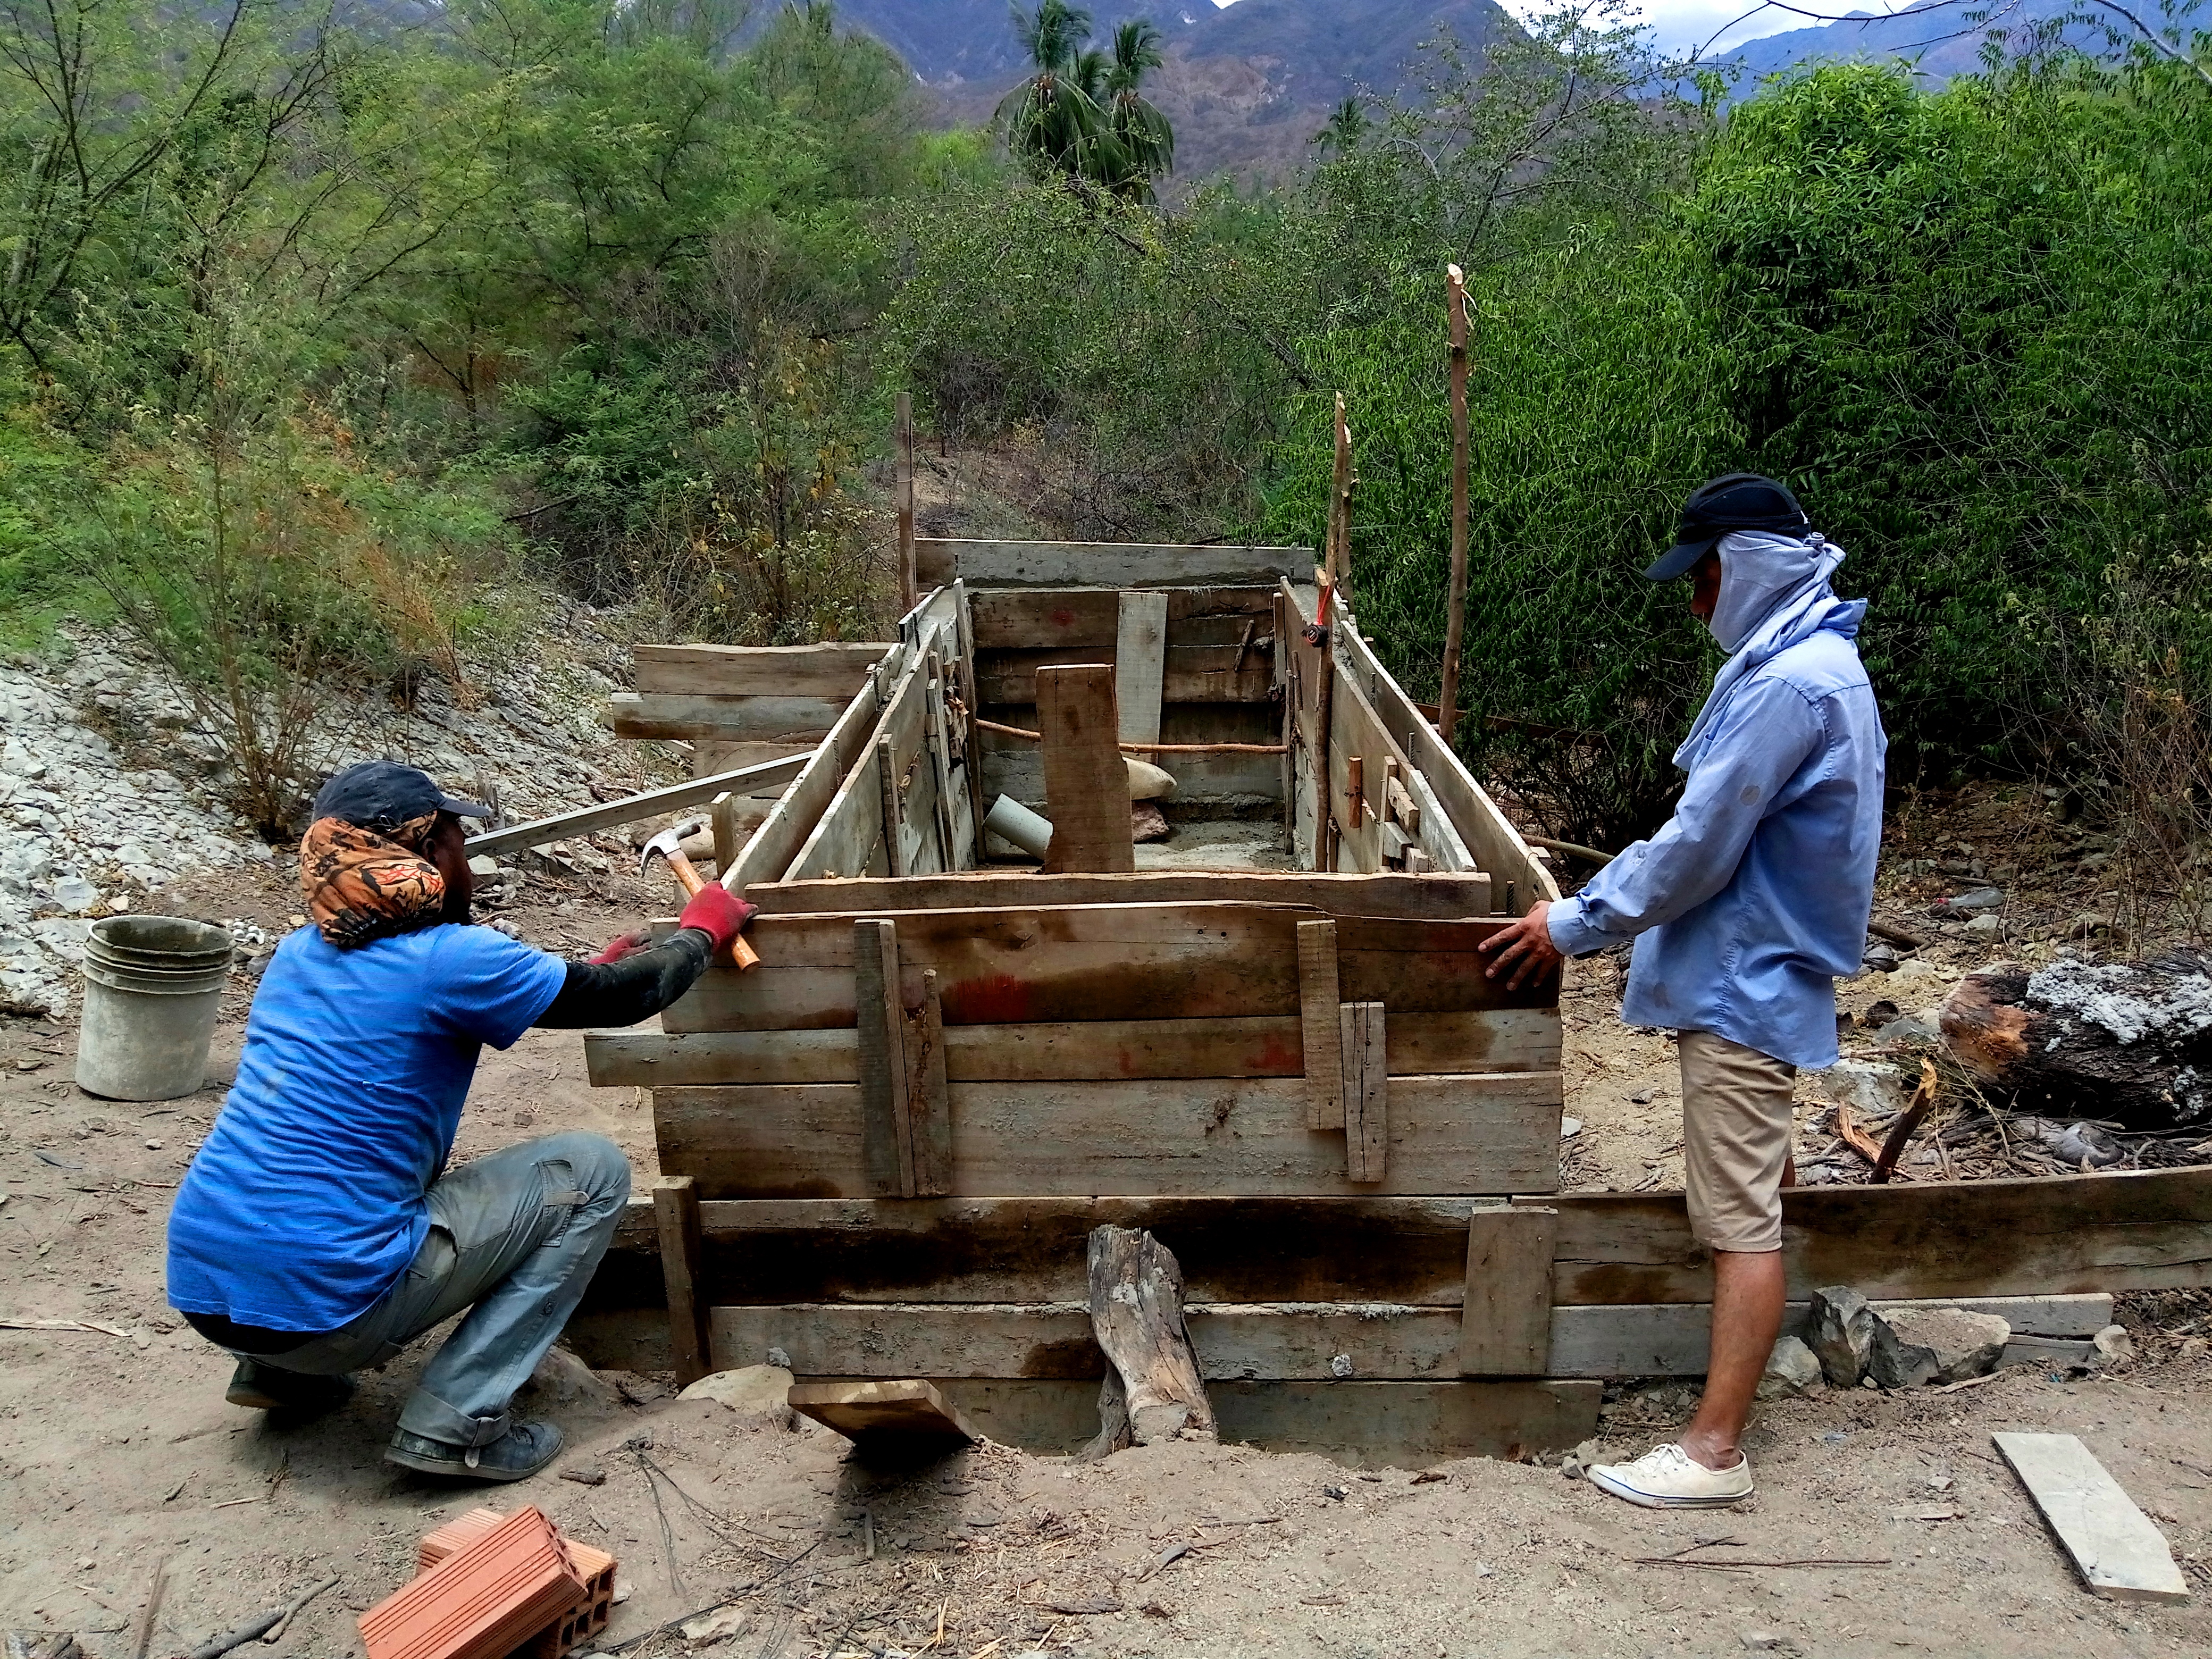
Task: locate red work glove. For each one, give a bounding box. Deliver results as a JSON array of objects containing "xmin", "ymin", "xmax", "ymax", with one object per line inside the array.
[
  {"xmin": 677, "ymin": 882, "xmax": 756, "ymax": 959},
  {"xmin": 590, "ymin": 928, "xmax": 653, "ymax": 966}
]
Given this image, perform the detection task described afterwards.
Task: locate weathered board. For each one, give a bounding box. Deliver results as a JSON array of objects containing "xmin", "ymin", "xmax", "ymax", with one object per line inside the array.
[
  {"xmin": 970, "ymin": 586, "xmax": 1275, "ymax": 651},
  {"xmin": 659, "ymin": 906, "xmax": 1554, "ymax": 1034},
  {"xmin": 1993, "ymin": 1432, "xmax": 2190, "ymax": 1604},
  {"xmin": 728, "ymin": 677, "xmax": 887, "ymax": 890},
  {"xmin": 743, "ymin": 869, "xmax": 1494, "ymax": 921},
  {"xmin": 654, "ymin": 1072, "xmax": 1564, "ymax": 1199},
  {"xmin": 1538, "ymin": 1168, "xmax": 2212, "ymax": 1304},
  {"xmin": 587, "ymin": 1008, "xmax": 1561, "ymax": 1087},
  {"xmin": 789, "ymin": 1379, "xmax": 981, "ymax": 1446},
  {"xmin": 607, "ymin": 692, "xmax": 852, "ymax": 743},
  {"xmin": 919, "ymin": 540, "xmax": 1304, "ymax": 590},
  {"xmin": 979, "ymin": 701, "xmax": 1285, "ymax": 805},
  {"xmin": 634, "ymin": 642, "xmax": 890, "ymax": 699},
  {"xmin": 1460, "ymin": 1206, "xmax": 1556, "ymax": 1376},
  {"xmin": 978, "ymin": 646, "xmax": 1273, "ymax": 706}
]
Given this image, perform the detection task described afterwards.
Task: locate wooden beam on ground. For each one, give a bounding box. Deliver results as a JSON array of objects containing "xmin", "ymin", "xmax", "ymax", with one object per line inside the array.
[
  {"xmin": 1535, "ymin": 1168, "xmax": 2212, "ymax": 1304},
  {"xmin": 1296, "ymin": 920, "xmax": 1344, "ymax": 1131},
  {"xmin": 852, "ymin": 919, "xmax": 912, "ymax": 1197},
  {"xmin": 1340, "ymin": 1001, "xmax": 1388, "ymax": 1182},
  {"xmin": 1993, "ymin": 1432, "xmax": 2190, "ymax": 1604},
  {"xmin": 464, "ymin": 753, "xmax": 808, "ymax": 860},
  {"xmin": 1036, "ymin": 663, "xmax": 1135, "ymax": 874},
  {"xmin": 918, "ymin": 540, "xmax": 1305, "ymax": 591},
  {"xmin": 789, "ymin": 1379, "xmax": 979, "ymax": 1449},
  {"xmin": 651, "ymin": 1175, "xmax": 711, "ymax": 1388},
  {"xmin": 1114, "ymin": 591, "xmax": 1168, "ymax": 749},
  {"xmin": 1460, "ymin": 1206, "xmax": 1556, "ymax": 1376}
]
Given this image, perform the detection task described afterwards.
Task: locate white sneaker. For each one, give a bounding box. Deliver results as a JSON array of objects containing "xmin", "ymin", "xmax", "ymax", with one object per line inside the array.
[{"xmin": 1586, "ymin": 1442, "xmax": 1754, "ymax": 1509}]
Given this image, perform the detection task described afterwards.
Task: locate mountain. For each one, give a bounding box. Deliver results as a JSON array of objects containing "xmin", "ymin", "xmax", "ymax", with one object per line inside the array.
[
  {"xmin": 1719, "ymin": 0, "xmax": 2109, "ymax": 88},
  {"xmin": 824, "ymin": 0, "xmax": 1518, "ymax": 185}
]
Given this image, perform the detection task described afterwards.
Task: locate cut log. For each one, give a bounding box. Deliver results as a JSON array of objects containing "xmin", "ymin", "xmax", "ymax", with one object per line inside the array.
[
  {"xmin": 1940, "ymin": 952, "xmax": 2212, "ymax": 1130},
  {"xmin": 1085, "ymin": 1225, "xmax": 1216, "ymax": 1453}
]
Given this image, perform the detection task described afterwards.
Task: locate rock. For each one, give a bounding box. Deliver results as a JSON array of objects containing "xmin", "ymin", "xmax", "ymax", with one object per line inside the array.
[
  {"xmin": 48, "ymin": 874, "xmax": 100, "ymax": 914},
  {"xmin": 1740, "ymin": 1633, "xmax": 1804, "ymax": 1655},
  {"xmin": 1964, "ymin": 912, "xmax": 2005, "ymax": 939},
  {"xmin": 1866, "ymin": 1319, "xmax": 1942, "ymax": 1390},
  {"xmin": 1861, "ymin": 941, "xmax": 1900, "ymax": 973},
  {"xmin": 1940, "ymin": 886, "xmax": 2006, "ymax": 914},
  {"xmin": 466, "ymin": 854, "xmax": 500, "ymax": 878},
  {"xmin": 1560, "ymin": 1117, "xmax": 1582, "ymax": 1138},
  {"xmin": 1873, "ymin": 1012, "xmax": 1942, "ymax": 1045},
  {"xmin": 1860, "ymin": 998, "xmax": 1901, "ymax": 1028},
  {"xmin": 2090, "ymin": 1325, "xmax": 2134, "ymax": 1368},
  {"xmin": 1807, "ymin": 1286, "xmax": 1878, "ymax": 1388},
  {"xmin": 1810, "ymin": 1059, "xmax": 1906, "ymax": 1118},
  {"xmin": 678, "ymin": 1363, "xmax": 796, "ymax": 1428},
  {"xmin": 1882, "ymin": 1308, "xmax": 2009, "ymax": 1383},
  {"xmin": 525, "ymin": 1345, "xmax": 623, "ymax": 1409},
  {"xmin": 2047, "ymin": 1122, "xmax": 2124, "ymax": 1168},
  {"xmin": 679, "ymin": 1606, "xmax": 749, "ymax": 1644},
  {"xmin": 560, "ymin": 1464, "xmax": 608, "ymax": 1486},
  {"xmin": 1756, "ymin": 1334, "xmax": 1824, "ymax": 1400}
]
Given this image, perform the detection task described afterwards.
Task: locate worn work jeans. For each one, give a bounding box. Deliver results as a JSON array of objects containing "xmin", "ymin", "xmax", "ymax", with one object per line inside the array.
[{"xmin": 242, "ymin": 1131, "xmax": 631, "ymax": 1451}]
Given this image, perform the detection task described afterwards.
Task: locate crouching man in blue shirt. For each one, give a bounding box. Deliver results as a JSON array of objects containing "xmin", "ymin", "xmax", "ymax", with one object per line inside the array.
[
  {"xmin": 1480, "ymin": 475, "xmax": 1886, "ymax": 1509},
  {"xmin": 166, "ymin": 761, "xmax": 752, "ymax": 1482}
]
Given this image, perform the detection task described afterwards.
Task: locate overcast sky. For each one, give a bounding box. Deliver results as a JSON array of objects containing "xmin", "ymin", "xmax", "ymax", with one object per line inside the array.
[{"xmin": 1206, "ymin": 0, "xmax": 1861, "ymax": 55}]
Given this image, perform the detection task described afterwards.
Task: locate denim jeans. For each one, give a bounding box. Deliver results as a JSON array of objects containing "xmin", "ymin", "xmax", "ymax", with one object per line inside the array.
[{"xmin": 238, "ymin": 1130, "xmax": 632, "ymax": 1449}]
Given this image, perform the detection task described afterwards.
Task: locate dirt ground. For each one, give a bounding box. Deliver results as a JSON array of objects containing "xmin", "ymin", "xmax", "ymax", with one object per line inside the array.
[{"xmin": 4, "ymin": 787, "xmax": 2210, "ymax": 1658}]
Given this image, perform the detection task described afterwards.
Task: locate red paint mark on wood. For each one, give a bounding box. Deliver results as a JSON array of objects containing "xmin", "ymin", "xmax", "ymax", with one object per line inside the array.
[
  {"xmin": 1250, "ymin": 1032, "xmax": 1304, "ymax": 1074},
  {"xmin": 944, "ymin": 972, "xmax": 1034, "ymax": 1026},
  {"xmin": 1051, "ymin": 608, "xmax": 1077, "ymax": 629}
]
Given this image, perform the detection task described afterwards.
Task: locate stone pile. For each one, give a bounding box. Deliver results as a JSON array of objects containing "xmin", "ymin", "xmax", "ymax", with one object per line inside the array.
[{"xmin": 1, "ymin": 613, "xmax": 673, "ymax": 1018}]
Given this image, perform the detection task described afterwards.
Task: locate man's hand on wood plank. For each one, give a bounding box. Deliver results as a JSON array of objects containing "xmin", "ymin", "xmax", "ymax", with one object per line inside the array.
[{"xmin": 1478, "ymin": 899, "xmax": 1561, "ymax": 991}]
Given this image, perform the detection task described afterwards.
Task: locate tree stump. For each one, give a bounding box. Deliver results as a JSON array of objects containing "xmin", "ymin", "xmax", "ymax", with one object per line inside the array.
[
  {"xmin": 1939, "ymin": 951, "xmax": 2212, "ymax": 1130},
  {"xmin": 1081, "ymin": 1225, "xmax": 1216, "ymax": 1457}
]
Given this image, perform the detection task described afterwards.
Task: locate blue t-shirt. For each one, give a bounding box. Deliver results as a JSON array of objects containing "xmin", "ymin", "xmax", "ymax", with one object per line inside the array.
[{"xmin": 165, "ymin": 923, "xmax": 566, "ymax": 1334}]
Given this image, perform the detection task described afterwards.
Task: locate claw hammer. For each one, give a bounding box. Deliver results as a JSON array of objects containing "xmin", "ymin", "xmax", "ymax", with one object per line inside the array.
[{"xmin": 639, "ymin": 817, "xmax": 760, "ymax": 971}]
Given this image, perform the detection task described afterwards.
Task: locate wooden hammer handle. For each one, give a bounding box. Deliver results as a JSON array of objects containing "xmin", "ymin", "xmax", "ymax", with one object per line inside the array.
[{"xmin": 666, "ymin": 849, "xmax": 762, "ymax": 973}]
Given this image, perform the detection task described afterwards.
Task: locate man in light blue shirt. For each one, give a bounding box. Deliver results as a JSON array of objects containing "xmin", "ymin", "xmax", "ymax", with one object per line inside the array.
[{"xmin": 1480, "ymin": 474, "xmax": 1886, "ymax": 1509}]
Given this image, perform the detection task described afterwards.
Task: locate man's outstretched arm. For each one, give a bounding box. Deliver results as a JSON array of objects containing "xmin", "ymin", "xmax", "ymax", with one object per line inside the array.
[{"xmin": 533, "ymin": 884, "xmax": 753, "ymax": 1029}]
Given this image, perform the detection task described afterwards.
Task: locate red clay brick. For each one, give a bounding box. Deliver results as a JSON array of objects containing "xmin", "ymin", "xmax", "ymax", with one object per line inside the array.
[
  {"xmin": 416, "ymin": 1510, "xmax": 618, "ymax": 1659},
  {"xmin": 362, "ymin": 1506, "xmax": 582, "ymax": 1659}
]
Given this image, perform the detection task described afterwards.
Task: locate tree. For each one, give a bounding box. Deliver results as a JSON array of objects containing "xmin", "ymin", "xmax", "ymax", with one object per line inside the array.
[
  {"xmin": 996, "ymin": 1, "xmax": 1111, "ymax": 183},
  {"xmin": 1313, "ymin": 96, "xmax": 1369, "ymax": 157},
  {"xmin": 1102, "ymin": 19, "xmax": 1174, "ymax": 198}
]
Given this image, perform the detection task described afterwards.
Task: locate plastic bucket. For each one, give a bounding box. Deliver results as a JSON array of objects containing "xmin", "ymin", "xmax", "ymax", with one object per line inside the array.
[{"xmin": 75, "ymin": 916, "xmax": 236, "ymax": 1101}]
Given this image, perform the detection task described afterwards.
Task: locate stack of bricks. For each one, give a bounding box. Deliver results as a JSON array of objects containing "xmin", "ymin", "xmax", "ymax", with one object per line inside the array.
[{"xmin": 359, "ymin": 1506, "xmax": 619, "ymax": 1659}]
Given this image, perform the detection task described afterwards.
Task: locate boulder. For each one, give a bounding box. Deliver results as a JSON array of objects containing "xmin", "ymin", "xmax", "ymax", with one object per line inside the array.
[
  {"xmin": 1756, "ymin": 1334, "xmax": 1823, "ymax": 1400},
  {"xmin": 1807, "ymin": 1286, "xmax": 1878, "ymax": 1388},
  {"xmin": 1866, "ymin": 1320, "xmax": 1942, "ymax": 1390},
  {"xmin": 1882, "ymin": 1308, "xmax": 2010, "ymax": 1384},
  {"xmin": 2090, "ymin": 1325, "xmax": 2134, "ymax": 1369},
  {"xmin": 678, "ymin": 1363, "xmax": 797, "ymax": 1428}
]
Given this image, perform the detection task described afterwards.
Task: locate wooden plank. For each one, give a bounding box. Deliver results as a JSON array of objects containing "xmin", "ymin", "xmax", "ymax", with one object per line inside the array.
[
  {"xmin": 652, "ymin": 1071, "xmax": 1563, "ymax": 1199},
  {"xmin": 873, "ymin": 736, "xmax": 906, "ymax": 880},
  {"xmin": 977, "ymin": 646, "xmax": 1275, "ymax": 706},
  {"xmin": 1116, "ymin": 591, "xmax": 1168, "ymax": 749},
  {"xmin": 1405, "ymin": 766, "xmax": 1477, "ymax": 875},
  {"xmin": 1340, "ymin": 1002, "xmax": 1387, "ymax": 1182},
  {"xmin": 1460, "ymin": 1206, "xmax": 1556, "ymax": 1376},
  {"xmin": 788, "ymin": 1379, "xmax": 979, "ymax": 1446},
  {"xmin": 852, "ymin": 919, "xmax": 911, "ymax": 1197},
  {"xmin": 918, "ymin": 540, "xmax": 1304, "ymax": 590},
  {"xmin": 1333, "ymin": 606, "xmax": 1556, "ymax": 909},
  {"xmin": 969, "ymin": 587, "xmax": 1276, "ymax": 651},
  {"xmin": 1296, "ymin": 920, "xmax": 1344, "ymax": 1131},
  {"xmin": 1537, "ymin": 1167, "xmax": 2212, "ymax": 1305},
  {"xmin": 1543, "ymin": 1295, "xmax": 2120, "ymax": 1379},
  {"xmin": 923, "ymin": 650, "xmax": 961, "ymax": 872},
  {"xmin": 660, "ymin": 906, "xmax": 1554, "ymax": 1034},
  {"xmin": 634, "ymin": 642, "xmax": 889, "ymax": 698},
  {"xmin": 1036, "ymin": 664, "xmax": 1134, "ymax": 874},
  {"xmin": 981, "ymin": 710, "xmax": 1285, "ymax": 805},
  {"xmin": 681, "ymin": 1197, "xmax": 1487, "ymax": 1307},
  {"xmin": 608, "ymin": 691, "xmax": 849, "ymax": 743},
  {"xmin": 463, "ymin": 752, "xmax": 809, "ymax": 860},
  {"xmin": 906, "ymin": 969, "xmax": 953, "ymax": 1196},
  {"xmin": 784, "ymin": 649, "xmax": 934, "ymax": 882},
  {"xmin": 651, "ymin": 1175, "xmax": 711, "ymax": 1388},
  {"xmin": 745, "ymin": 869, "xmax": 1492, "ymax": 920},
  {"xmin": 728, "ymin": 678, "xmax": 886, "ymax": 890},
  {"xmin": 1992, "ymin": 1432, "xmax": 2190, "ymax": 1604},
  {"xmin": 586, "ymin": 1006, "xmax": 1561, "ymax": 1088}
]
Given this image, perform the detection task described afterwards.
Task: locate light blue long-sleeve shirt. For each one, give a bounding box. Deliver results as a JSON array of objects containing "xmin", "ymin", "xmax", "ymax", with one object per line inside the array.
[{"xmin": 1545, "ymin": 533, "xmax": 1887, "ymax": 1070}]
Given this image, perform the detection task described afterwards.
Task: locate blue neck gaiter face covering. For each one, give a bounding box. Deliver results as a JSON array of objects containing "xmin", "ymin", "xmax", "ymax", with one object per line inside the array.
[{"xmin": 1708, "ymin": 530, "xmax": 1841, "ymax": 653}]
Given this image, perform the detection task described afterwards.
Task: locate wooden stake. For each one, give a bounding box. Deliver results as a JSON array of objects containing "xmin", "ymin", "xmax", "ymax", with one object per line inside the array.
[
  {"xmin": 875, "ymin": 735, "xmax": 907, "ymax": 879},
  {"xmin": 1440, "ymin": 265, "xmax": 1470, "ymax": 747},
  {"xmin": 1296, "ymin": 919, "xmax": 1344, "ymax": 1131},
  {"xmin": 853, "ymin": 918, "xmax": 913, "ymax": 1196},
  {"xmin": 1339, "ymin": 1001, "xmax": 1388, "ymax": 1182},
  {"xmin": 1328, "ymin": 392, "xmax": 1354, "ymax": 597},
  {"xmin": 896, "ymin": 392, "xmax": 917, "ymax": 611},
  {"xmin": 652, "ymin": 1175, "xmax": 712, "ymax": 1386}
]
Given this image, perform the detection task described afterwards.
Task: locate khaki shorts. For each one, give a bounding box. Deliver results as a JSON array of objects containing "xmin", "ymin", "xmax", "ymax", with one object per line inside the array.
[{"xmin": 1679, "ymin": 1030, "xmax": 1797, "ymax": 1254}]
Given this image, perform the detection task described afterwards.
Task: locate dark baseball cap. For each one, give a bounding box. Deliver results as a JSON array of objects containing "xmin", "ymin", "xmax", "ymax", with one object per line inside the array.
[
  {"xmin": 311, "ymin": 760, "xmax": 492, "ymax": 830},
  {"xmin": 1645, "ymin": 473, "xmax": 1811, "ymax": 580}
]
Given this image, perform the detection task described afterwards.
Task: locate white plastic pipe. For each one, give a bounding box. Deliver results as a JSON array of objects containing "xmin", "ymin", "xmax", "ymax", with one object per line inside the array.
[{"xmin": 984, "ymin": 794, "xmax": 1054, "ymax": 860}]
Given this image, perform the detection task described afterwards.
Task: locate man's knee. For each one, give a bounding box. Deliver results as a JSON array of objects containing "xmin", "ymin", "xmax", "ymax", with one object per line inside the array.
[{"xmin": 531, "ymin": 1130, "xmax": 632, "ymax": 1208}]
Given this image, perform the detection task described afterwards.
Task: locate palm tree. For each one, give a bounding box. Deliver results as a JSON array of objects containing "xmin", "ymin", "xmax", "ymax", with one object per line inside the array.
[
  {"xmin": 995, "ymin": 2, "xmax": 1111, "ymax": 184},
  {"xmin": 1313, "ymin": 96, "xmax": 1369, "ymax": 158},
  {"xmin": 1101, "ymin": 19, "xmax": 1175, "ymax": 198}
]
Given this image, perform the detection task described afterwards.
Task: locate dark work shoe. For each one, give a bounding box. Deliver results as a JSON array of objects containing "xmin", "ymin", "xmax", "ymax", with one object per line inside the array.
[
  {"xmin": 385, "ymin": 1419, "xmax": 565, "ymax": 1483},
  {"xmin": 226, "ymin": 1359, "xmax": 356, "ymax": 1415}
]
